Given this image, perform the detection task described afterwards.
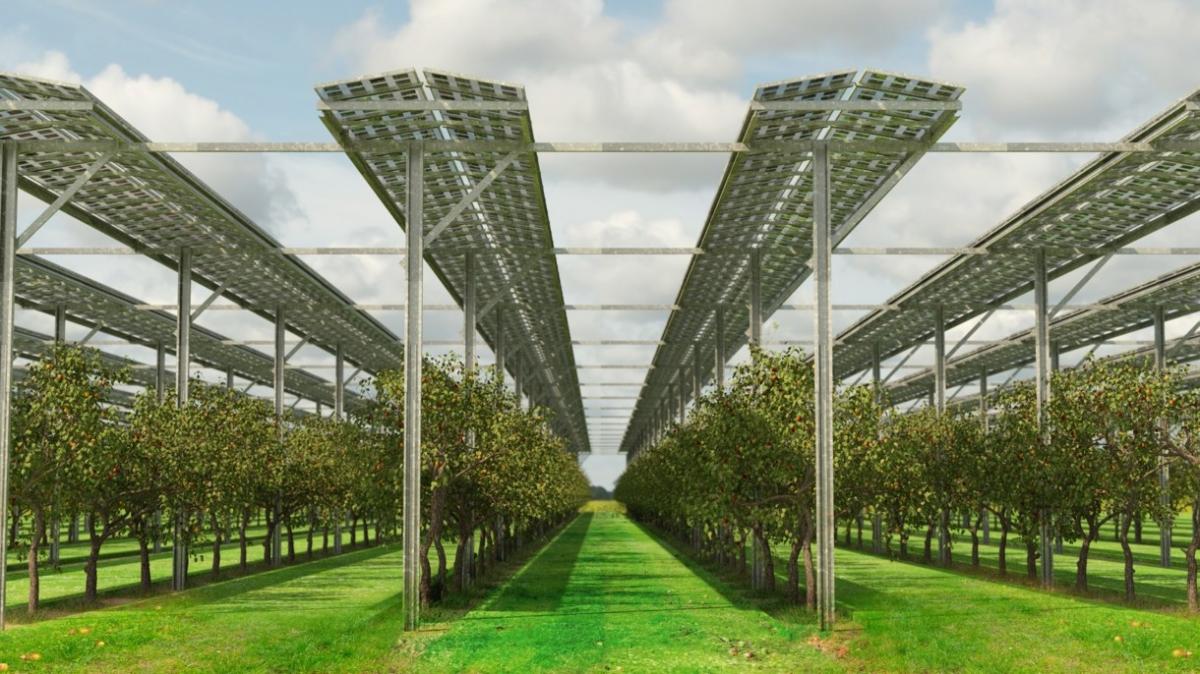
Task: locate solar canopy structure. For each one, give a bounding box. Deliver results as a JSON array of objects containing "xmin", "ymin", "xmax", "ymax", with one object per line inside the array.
[
  {"xmin": 0, "ymin": 64, "xmax": 1199, "ymax": 635},
  {"xmin": 0, "ymin": 71, "xmax": 403, "ymax": 411},
  {"xmin": 833, "ymin": 88, "xmax": 1200, "ymax": 391},
  {"xmin": 618, "ymin": 69, "xmax": 964, "ymax": 454},
  {"xmin": 886, "ymin": 259, "xmax": 1200, "ymax": 406},
  {"xmin": 316, "ymin": 68, "xmax": 588, "ymax": 453}
]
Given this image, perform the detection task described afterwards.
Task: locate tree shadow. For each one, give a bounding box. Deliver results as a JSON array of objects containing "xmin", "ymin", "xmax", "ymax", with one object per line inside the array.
[{"xmin": 467, "ymin": 514, "xmax": 593, "ymax": 614}]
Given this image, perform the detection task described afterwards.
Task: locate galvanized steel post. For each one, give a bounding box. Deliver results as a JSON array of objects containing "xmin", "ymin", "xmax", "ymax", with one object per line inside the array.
[
  {"xmin": 334, "ymin": 343, "xmax": 344, "ymax": 554},
  {"xmin": 0, "ymin": 143, "xmax": 18, "ymax": 629},
  {"xmin": 1033, "ymin": 248, "xmax": 1053, "ymax": 587},
  {"xmin": 403, "ymin": 142, "xmax": 424, "ymax": 631},
  {"xmin": 813, "ymin": 142, "xmax": 836, "ymax": 630},
  {"xmin": 1154, "ymin": 305, "xmax": 1171, "ymax": 568},
  {"xmin": 934, "ymin": 305, "xmax": 951, "ymax": 566},
  {"xmin": 272, "ymin": 304, "xmax": 284, "ymax": 567},
  {"xmin": 173, "ymin": 246, "xmax": 192, "ymax": 591}
]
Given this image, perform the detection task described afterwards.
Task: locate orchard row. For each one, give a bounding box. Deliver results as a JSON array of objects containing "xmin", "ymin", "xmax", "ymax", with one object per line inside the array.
[
  {"xmin": 9, "ymin": 344, "xmax": 588, "ymax": 615},
  {"xmin": 615, "ymin": 349, "xmax": 1200, "ymax": 611}
]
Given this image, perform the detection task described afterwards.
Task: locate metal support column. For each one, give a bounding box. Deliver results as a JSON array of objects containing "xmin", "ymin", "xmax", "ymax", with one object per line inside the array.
[
  {"xmin": 1154, "ymin": 306, "xmax": 1171, "ymax": 567},
  {"xmin": 934, "ymin": 305, "xmax": 951, "ymax": 566},
  {"xmin": 748, "ymin": 250, "xmax": 764, "ymax": 590},
  {"xmin": 714, "ymin": 308, "xmax": 726, "ymax": 389},
  {"xmin": 980, "ymin": 369, "xmax": 990, "ymax": 544},
  {"xmin": 271, "ymin": 305, "xmax": 284, "ymax": 567},
  {"xmin": 462, "ymin": 251, "xmax": 476, "ymax": 588},
  {"xmin": 1033, "ymin": 248, "xmax": 1053, "ymax": 588},
  {"xmin": 334, "ymin": 343, "xmax": 344, "ymax": 554},
  {"xmin": 0, "ymin": 143, "xmax": 18, "ymax": 629},
  {"xmin": 173, "ymin": 246, "xmax": 192, "ymax": 591},
  {"xmin": 403, "ymin": 143, "xmax": 424, "ymax": 631},
  {"xmin": 813, "ymin": 143, "xmax": 836, "ymax": 629},
  {"xmin": 871, "ymin": 343, "xmax": 883, "ymax": 554},
  {"xmin": 152, "ymin": 340, "xmax": 165, "ymax": 553},
  {"xmin": 50, "ymin": 305, "xmax": 66, "ymax": 567}
]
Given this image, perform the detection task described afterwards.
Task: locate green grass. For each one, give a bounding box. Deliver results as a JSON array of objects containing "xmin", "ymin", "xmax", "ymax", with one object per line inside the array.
[
  {"xmin": 0, "ymin": 542, "xmax": 412, "ymax": 672},
  {"xmin": 3, "ymin": 524, "xmax": 349, "ymax": 620},
  {"xmin": 839, "ymin": 514, "xmax": 1197, "ymax": 607},
  {"xmin": 403, "ymin": 508, "xmax": 838, "ymax": 673},
  {"xmin": 0, "ymin": 504, "xmax": 1196, "ymax": 672}
]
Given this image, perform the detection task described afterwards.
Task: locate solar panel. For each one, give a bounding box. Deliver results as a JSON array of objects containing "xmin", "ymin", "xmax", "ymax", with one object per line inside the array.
[
  {"xmin": 620, "ymin": 70, "xmax": 964, "ymax": 452},
  {"xmin": 316, "ymin": 68, "xmax": 587, "ymax": 450},
  {"xmin": 0, "ymin": 73, "xmax": 402, "ymax": 381},
  {"xmin": 834, "ymin": 88, "xmax": 1200, "ymax": 383}
]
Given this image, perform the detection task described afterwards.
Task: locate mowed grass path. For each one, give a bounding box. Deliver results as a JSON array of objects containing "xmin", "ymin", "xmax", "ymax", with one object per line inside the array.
[{"xmin": 409, "ymin": 509, "xmax": 837, "ymax": 673}]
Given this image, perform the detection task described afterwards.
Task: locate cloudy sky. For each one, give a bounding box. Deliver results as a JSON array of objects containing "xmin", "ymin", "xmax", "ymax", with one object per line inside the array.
[{"xmin": 5, "ymin": 0, "xmax": 1200, "ymax": 489}]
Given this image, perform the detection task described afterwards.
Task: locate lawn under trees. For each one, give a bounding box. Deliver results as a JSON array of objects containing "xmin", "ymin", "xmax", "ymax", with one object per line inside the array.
[{"xmin": 0, "ymin": 503, "xmax": 1196, "ymax": 672}]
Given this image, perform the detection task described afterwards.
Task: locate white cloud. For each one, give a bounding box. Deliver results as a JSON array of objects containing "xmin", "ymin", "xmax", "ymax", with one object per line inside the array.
[{"xmin": 928, "ymin": 0, "xmax": 1200, "ymax": 137}]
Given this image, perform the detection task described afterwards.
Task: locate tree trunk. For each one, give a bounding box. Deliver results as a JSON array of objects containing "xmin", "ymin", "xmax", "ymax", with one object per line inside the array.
[
  {"xmin": 1025, "ymin": 539, "xmax": 1038, "ymax": 580},
  {"xmin": 139, "ymin": 534, "xmax": 152, "ymax": 592},
  {"xmin": 802, "ymin": 533, "xmax": 816, "ymax": 610},
  {"xmin": 210, "ymin": 513, "xmax": 222, "ymax": 579},
  {"xmin": 28, "ymin": 509, "xmax": 45, "ymax": 614},
  {"xmin": 923, "ymin": 524, "xmax": 934, "ymax": 564},
  {"xmin": 1134, "ymin": 512, "xmax": 1143, "ymax": 545},
  {"xmin": 1186, "ymin": 498, "xmax": 1198, "ymax": 612},
  {"xmin": 84, "ymin": 518, "xmax": 104, "ymax": 602},
  {"xmin": 998, "ymin": 518, "xmax": 1010, "ymax": 575},
  {"xmin": 787, "ymin": 537, "xmax": 802, "ymax": 604},
  {"xmin": 1076, "ymin": 517, "xmax": 1103, "ymax": 592},
  {"xmin": 1119, "ymin": 509, "xmax": 1137, "ymax": 602},
  {"xmin": 350, "ymin": 515, "xmax": 358, "ymax": 547},
  {"xmin": 362, "ymin": 518, "xmax": 370, "ymax": 547},
  {"xmin": 239, "ymin": 510, "xmax": 250, "ymax": 573},
  {"xmin": 419, "ymin": 487, "xmax": 446, "ymax": 607},
  {"xmin": 307, "ymin": 510, "xmax": 315, "ymax": 559},
  {"xmin": 286, "ymin": 520, "xmax": 295, "ymax": 563},
  {"xmin": 434, "ymin": 535, "xmax": 447, "ymax": 597}
]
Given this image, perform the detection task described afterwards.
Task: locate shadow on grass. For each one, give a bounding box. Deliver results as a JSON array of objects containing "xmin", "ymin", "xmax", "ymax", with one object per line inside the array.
[
  {"xmin": 627, "ymin": 518, "xmax": 824, "ymax": 632},
  {"xmin": 6, "ymin": 541, "xmax": 397, "ymax": 624},
  {"xmin": 470, "ymin": 514, "xmax": 593, "ymax": 614}
]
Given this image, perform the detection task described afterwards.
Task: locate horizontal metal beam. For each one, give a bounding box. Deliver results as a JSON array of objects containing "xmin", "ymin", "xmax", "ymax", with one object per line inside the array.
[
  {"xmin": 0, "ymin": 101, "xmax": 93, "ymax": 111},
  {"xmin": 22, "ymin": 245, "xmax": 1200, "ymax": 257},
  {"xmin": 750, "ymin": 100, "xmax": 962, "ymax": 112},
  {"xmin": 13, "ymin": 139, "xmax": 1200, "ymax": 155},
  {"xmin": 317, "ymin": 100, "xmax": 528, "ymax": 112}
]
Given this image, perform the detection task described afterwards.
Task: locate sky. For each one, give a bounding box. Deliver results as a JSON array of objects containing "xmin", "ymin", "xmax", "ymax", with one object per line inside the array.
[{"xmin": 4, "ymin": 0, "xmax": 1200, "ymax": 490}]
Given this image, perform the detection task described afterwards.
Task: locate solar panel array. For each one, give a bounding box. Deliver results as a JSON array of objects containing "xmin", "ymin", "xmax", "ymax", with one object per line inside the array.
[
  {"xmin": 316, "ymin": 68, "xmax": 587, "ymax": 451},
  {"xmin": 619, "ymin": 70, "xmax": 964, "ymax": 453},
  {"xmin": 888, "ymin": 260, "xmax": 1200, "ymax": 404},
  {"xmin": 0, "ymin": 73, "xmax": 402, "ymax": 382},
  {"xmin": 834, "ymin": 88, "xmax": 1200, "ymax": 383},
  {"xmin": 15, "ymin": 256, "xmax": 361, "ymax": 409}
]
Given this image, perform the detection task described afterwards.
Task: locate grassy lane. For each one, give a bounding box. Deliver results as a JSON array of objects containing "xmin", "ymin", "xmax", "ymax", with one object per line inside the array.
[
  {"xmin": 827, "ymin": 547, "xmax": 1200, "ymax": 672},
  {"xmin": 0, "ymin": 543, "xmax": 410, "ymax": 672},
  {"xmin": 408, "ymin": 506, "xmax": 838, "ymax": 673}
]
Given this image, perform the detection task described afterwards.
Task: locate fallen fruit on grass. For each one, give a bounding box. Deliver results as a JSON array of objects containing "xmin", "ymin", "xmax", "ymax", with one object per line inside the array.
[
  {"xmin": 95, "ymin": 641, "xmax": 106, "ymax": 648},
  {"xmin": 1113, "ymin": 636, "xmax": 1124, "ymax": 643},
  {"xmin": 0, "ymin": 663, "xmax": 9, "ymax": 671},
  {"xmin": 743, "ymin": 652, "xmax": 754, "ymax": 659},
  {"xmin": 1173, "ymin": 649, "xmax": 1187, "ymax": 658},
  {"xmin": 1130, "ymin": 621, "xmax": 1142, "ymax": 628}
]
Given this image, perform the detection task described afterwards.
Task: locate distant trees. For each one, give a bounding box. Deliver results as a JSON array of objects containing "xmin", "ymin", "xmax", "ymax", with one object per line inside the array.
[{"xmin": 618, "ymin": 351, "xmax": 1199, "ymax": 612}]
